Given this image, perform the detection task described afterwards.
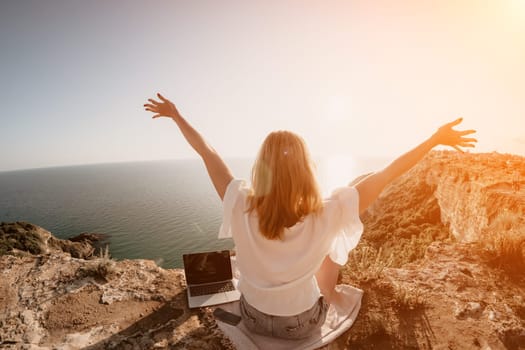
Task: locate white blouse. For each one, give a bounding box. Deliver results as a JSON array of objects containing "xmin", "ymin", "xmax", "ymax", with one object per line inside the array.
[{"xmin": 218, "ymin": 179, "xmax": 363, "ymax": 316}]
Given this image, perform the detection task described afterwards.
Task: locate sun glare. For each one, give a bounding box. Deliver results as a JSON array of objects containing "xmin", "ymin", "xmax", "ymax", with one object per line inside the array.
[
  {"xmin": 321, "ymin": 95, "xmax": 351, "ymax": 123},
  {"xmin": 512, "ymin": 0, "xmax": 525, "ymax": 12},
  {"xmin": 508, "ymin": 0, "xmax": 525, "ymax": 23},
  {"xmin": 317, "ymin": 155, "xmax": 359, "ymax": 195}
]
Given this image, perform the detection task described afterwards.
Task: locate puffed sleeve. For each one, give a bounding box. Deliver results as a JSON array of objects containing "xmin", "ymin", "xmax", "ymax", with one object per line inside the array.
[
  {"xmin": 218, "ymin": 179, "xmax": 245, "ymax": 239},
  {"xmin": 328, "ymin": 186, "xmax": 364, "ymax": 265}
]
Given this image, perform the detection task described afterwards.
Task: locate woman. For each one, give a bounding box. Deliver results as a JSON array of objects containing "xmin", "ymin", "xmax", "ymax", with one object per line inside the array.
[{"xmin": 144, "ymin": 93, "xmax": 476, "ymax": 339}]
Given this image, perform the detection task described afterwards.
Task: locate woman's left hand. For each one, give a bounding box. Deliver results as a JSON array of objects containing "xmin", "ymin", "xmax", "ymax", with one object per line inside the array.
[
  {"xmin": 432, "ymin": 118, "xmax": 477, "ymax": 152},
  {"xmin": 144, "ymin": 93, "xmax": 181, "ymax": 120}
]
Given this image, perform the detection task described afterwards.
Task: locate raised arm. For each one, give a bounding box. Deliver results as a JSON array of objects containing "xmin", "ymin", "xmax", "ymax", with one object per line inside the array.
[
  {"xmin": 355, "ymin": 118, "xmax": 477, "ymax": 214},
  {"xmin": 144, "ymin": 93, "xmax": 233, "ymax": 200}
]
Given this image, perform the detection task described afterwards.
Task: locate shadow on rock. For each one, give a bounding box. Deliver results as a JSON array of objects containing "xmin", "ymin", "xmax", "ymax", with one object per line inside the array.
[{"xmin": 84, "ymin": 291, "xmax": 188, "ymax": 350}]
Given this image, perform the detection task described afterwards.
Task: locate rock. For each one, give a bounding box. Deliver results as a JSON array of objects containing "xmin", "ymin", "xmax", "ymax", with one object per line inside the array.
[
  {"xmin": 0, "ymin": 244, "xmax": 232, "ymax": 349},
  {"xmin": 153, "ymin": 340, "xmax": 168, "ymax": 348},
  {"xmin": 344, "ymin": 241, "xmax": 525, "ymax": 349},
  {"xmin": 487, "ymin": 310, "xmax": 496, "ymax": 321},
  {"xmin": 52, "ymin": 239, "xmax": 95, "ymax": 259},
  {"xmin": 21, "ymin": 310, "xmax": 34, "ymax": 325},
  {"xmin": 68, "ymin": 233, "xmax": 107, "ymax": 244},
  {"xmin": 0, "ymin": 222, "xmax": 97, "ymax": 259},
  {"xmin": 454, "ymin": 301, "xmax": 484, "ymax": 319}
]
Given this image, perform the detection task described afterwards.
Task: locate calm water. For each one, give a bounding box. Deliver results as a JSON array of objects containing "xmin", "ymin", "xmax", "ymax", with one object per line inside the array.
[{"xmin": 0, "ymin": 157, "xmax": 389, "ymax": 268}]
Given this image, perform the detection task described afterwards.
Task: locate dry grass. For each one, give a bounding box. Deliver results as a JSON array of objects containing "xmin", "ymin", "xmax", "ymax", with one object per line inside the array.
[
  {"xmin": 344, "ymin": 242, "xmax": 393, "ymax": 282},
  {"xmin": 391, "ymin": 282, "xmax": 425, "ymax": 311},
  {"xmin": 343, "ymin": 230, "xmax": 445, "ymax": 284},
  {"xmin": 389, "ymin": 226, "xmax": 449, "ymax": 268},
  {"xmin": 96, "ymin": 245, "xmax": 116, "ymax": 278},
  {"xmin": 78, "ymin": 245, "xmax": 116, "ymax": 281},
  {"xmin": 484, "ymin": 211, "xmax": 525, "ymax": 276},
  {"xmin": 486, "ymin": 230, "xmax": 525, "ymax": 276}
]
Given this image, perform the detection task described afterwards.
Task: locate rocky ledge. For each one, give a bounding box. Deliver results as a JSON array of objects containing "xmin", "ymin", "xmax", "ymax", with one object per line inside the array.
[
  {"xmin": 0, "ymin": 222, "xmax": 233, "ymax": 350},
  {"xmin": 1, "ymin": 151, "xmax": 524, "ymax": 349}
]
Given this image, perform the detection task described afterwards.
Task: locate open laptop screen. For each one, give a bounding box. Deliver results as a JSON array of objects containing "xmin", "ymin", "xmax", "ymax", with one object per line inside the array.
[{"xmin": 183, "ymin": 250, "xmax": 232, "ymax": 285}]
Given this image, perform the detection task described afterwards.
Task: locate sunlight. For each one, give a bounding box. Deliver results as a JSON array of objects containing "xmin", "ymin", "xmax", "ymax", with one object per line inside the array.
[
  {"xmin": 317, "ymin": 155, "xmax": 390, "ymax": 196},
  {"xmin": 508, "ymin": 0, "xmax": 525, "ymax": 23},
  {"xmin": 317, "ymin": 155, "xmax": 359, "ymax": 195},
  {"xmin": 321, "ymin": 95, "xmax": 351, "ymax": 123},
  {"xmin": 511, "ymin": 0, "xmax": 525, "ymax": 12}
]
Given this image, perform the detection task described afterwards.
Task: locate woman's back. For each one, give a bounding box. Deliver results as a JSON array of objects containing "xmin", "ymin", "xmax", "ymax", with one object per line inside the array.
[{"xmin": 220, "ymin": 179, "xmax": 363, "ymax": 316}]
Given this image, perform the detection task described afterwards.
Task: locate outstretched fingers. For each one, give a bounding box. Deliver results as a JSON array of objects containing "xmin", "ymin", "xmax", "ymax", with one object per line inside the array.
[
  {"xmin": 144, "ymin": 107, "xmax": 158, "ymax": 114},
  {"xmin": 447, "ymin": 117, "xmax": 463, "ymax": 128},
  {"xmin": 459, "ymin": 129, "xmax": 476, "ymax": 136},
  {"xmin": 460, "ymin": 137, "xmax": 478, "ymax": 143},
  {"xmin": 437, "ymin": 118, "xmax": 478, "ymax": 152},
  {"xmin": 144, "ymin": 93, "xmax": 178, "ymax": 119},
  {"xmin": 458, "ymin": 142, "xmax": 476, "ymax": 148},
  {"xmin": 452, "ymin": 134, "xmax": 477, "ymax": 149},
  {"xmin": 157, "ymin": 93, "xmax": 168, "ymax": 102}
]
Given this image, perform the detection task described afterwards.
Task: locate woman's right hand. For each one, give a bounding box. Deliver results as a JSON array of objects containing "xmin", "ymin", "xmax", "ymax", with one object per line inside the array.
[
  {"xmin": 143, "ymin": 92, "xmax": 234, "ymax": 200},
  {"xmin": 431, "ymin": 118, "xmax": 477, "ymax": 152},
  {"xmin": 143, "ymin": 93, "xmax": 181, "ymax": 120}
]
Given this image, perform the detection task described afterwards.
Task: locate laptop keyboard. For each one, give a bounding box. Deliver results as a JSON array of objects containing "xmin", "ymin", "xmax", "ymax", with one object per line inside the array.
[{"xmin": 189, "ymin": 281, "xmax": 235, "ymax": 297}]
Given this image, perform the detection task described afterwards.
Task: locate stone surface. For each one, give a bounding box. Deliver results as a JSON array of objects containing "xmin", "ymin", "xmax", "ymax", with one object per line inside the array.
[{"xmin": 0, "ymin": 247, "xmax": 233, "ymax": 349}]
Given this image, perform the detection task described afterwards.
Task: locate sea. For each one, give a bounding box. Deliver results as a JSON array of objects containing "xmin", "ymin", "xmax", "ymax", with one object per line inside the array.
[{"xmin": 0, "ymin": 157, "xmax": 389, "ymax": 268}]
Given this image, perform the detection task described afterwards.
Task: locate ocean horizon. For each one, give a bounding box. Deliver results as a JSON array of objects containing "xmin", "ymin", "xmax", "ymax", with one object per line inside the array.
[{"xmin": 0, "ymin": 157, "xmax": 390, "ymax": 268}]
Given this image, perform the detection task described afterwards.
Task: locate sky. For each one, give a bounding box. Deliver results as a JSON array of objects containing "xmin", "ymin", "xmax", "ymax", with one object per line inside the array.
[{"xmin": 1, "ymin": 0, "xmax": 524, "ymax": 172}]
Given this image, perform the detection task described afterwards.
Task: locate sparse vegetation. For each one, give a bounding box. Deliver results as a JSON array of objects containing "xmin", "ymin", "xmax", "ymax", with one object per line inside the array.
[
  {"xmin": 391, "ymin": 282, "xmax": 425, "ymax": 311},
  {"xmin": 344, "ymin": 243, "xmax": 393, "ymax": 282},
  {"xmin": 485, "ymin": 230, "xmax": 525, "ymax": 276},
  {"xmin": 359, "ymin": 162, "xmax": 453, "ymax": 271},
  {"xmin": 483, "ymin": 211, "xmax": 525, "ymax": 276},
  {"xmin": 96, "ymin": 245, "xmax": 116, "ymax": 278},
  {"xmin": 344, "ymin": 226, "xmax": 450, "ymax": 285},
  {"xmin": 77, "ymin": 245, "xmax": 116, "ymax": 281},
  {"xmin": 0, "ymin": 222, "xmax": 43, "ymax": 255},
  {"xmin": 388, "ymin": 226, "xmax": 451, "ymax": 268}
]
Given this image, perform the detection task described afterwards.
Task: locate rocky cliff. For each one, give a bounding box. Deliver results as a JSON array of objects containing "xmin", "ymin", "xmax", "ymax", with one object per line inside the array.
[
  {"xmin": 1, "ymin": 151, "xmax": 524, "ymax": 349},
  {"xmin": 343, "ymin": 151, "xmax": 525, "ymax": 349},
  {"xmin": 427, "ymin": 152, "xmax": 525, "ymax": 242}
]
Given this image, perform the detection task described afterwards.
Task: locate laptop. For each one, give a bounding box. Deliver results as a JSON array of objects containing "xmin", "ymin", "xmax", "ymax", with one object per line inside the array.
[{"xmin": 183, "ymin": 250, "xmax": 241, "ymax": 308}]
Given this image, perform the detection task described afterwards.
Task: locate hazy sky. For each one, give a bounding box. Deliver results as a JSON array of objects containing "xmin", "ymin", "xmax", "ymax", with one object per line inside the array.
[{"xmin": 1, "ymin": 0, "xmax": 524, "ymax": 172}]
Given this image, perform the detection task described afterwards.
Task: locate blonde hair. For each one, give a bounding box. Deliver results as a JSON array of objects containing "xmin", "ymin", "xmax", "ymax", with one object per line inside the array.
[{"xmin": 248, "ymin": 131, "xmax": 323, "ymax": 240}]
